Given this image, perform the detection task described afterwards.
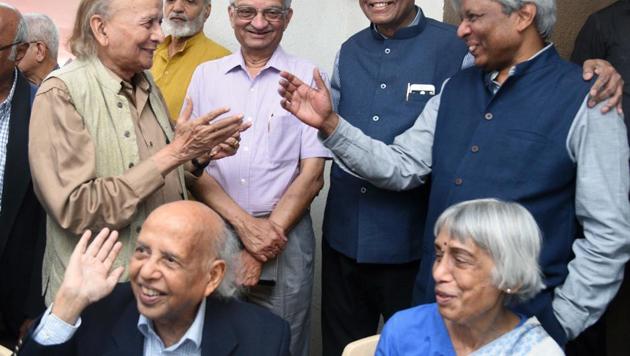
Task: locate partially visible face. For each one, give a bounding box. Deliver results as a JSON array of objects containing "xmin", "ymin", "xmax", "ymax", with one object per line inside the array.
[
  {"xmin": 0, "ymin": 8, "xmax": 27, "ymax": 83},
  {"xmin": 129, "ymin": 213, "xmax": 220, "ymax": 328},
  {"xmin": 98, "ymin": 0, "xmax": 164, "ymax": 78},
  {"xmin": 229, "ymin": 0, "xmax": 292, "ymax": 54},
  {"xmin": 359, "ymin": 0, "xmax": 416, "ymax": 36},
  {"xmin": 456, "ymin": 0, "xmax": 521, "ymax": 72},
  {"xmin": 17, "ymin": 41, "xmax": 40, "ymax": 78},
  {"xmin": 432, "ymin": 230, "xmax": 504, "ymax": 325},
  {"xmin": 162, "ymin": 0, "xmax": 209, "ymax": 38}
]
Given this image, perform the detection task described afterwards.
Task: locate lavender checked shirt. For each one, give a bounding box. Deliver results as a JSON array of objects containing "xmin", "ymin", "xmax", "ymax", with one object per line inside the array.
[{"xmin": 185, "ymin": 47, "xmax": 331, "ymax": 215}]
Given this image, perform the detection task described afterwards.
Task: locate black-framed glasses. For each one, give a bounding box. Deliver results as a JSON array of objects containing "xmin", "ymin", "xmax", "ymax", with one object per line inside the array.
[
  {"xmin": 231, "ymin": 5, "xmax": 288, "ymax": 22},
  {"xmin": 0, "ymin": 41, "xmax": 22, "ymax": 52}
]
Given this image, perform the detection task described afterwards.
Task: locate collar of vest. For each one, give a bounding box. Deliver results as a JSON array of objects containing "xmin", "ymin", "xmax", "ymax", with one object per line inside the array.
[
  {"xmin": 497, "ymin": 44, "xmax": 560, "ymax": 81},
  {"xmin": 369, "ymin": 7, "xmax": 427, "ymax": 40}
]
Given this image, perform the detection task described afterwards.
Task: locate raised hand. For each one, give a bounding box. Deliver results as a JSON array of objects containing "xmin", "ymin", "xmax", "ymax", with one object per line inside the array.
[
  {"xmin": 51, "ymin": 228, "xmax": 124, "ymax": 324},
  {"xmin": 279, "ymin": 69, "xmax": 340, "ymax": 136}
]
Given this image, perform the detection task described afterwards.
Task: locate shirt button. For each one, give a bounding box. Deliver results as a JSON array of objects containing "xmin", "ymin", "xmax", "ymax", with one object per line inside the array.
[
  {"xmin": 149, "ymin": 141, "xmax": 154, "ymax": 147},
  {"xmin": 240, "ymin": 178, "xmax": 247, "ymax": 185},
  {"xmin": 455, "ymin": 178, "xmax": 463, "ymax": 186},
  {"xmin": 243, "ymin": 146, "xmax": 249, "ymax": 152},
  {"xmin": 380, "ymin": 83, "xmax": 387, "ymax": 89},
  {"xmin": 360, "ymin": 187, "xmax": 367, "ymax": 194},
  {"xmin": 471, "ymin": 145, "xmax": 480, "ymax": 153},
  {"xmin": 484, "ymin": 112, "xmax": 493, "ymax": 120},
  {"xmin": 250, "ymin": 87, "xmax": 255, "ymax": 92},
  {"xmin": 384, "ymin": 48, "xmax": 391, "ymax": 54},
  {"xmin": 165, "ymin": 70, "xmax": 169, "ymax": 75},
  {"xmin": 117, "ymin": 102, "xmax": 123, "ymax": 108},
  {"xmin": 124, "ymin": 130, "xmax": 130, "ymax": 138},
  {"xmin": 372, "ymin": 115, "xmax": 380, "ymax": 122}
]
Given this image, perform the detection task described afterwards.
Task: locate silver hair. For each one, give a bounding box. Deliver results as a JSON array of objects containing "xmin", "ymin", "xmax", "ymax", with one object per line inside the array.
[
  {"xmin": 68, "ymin": 0, "xmax": 111, "ymax": 59},
  {"xmin": 24, "ymin": 13, "xmax": 60, "ymax": 59},
  {"xmin": 229, "ymin": 0, "xmax": 292, "ymax": 8},
  {"xmin": 434, "ymin": 198, "xmax": 545, "ymax": 305},
  {"xmin": 7, "ymin": 10, "xmax": 28, "ymax": 61},
  {"xmin": 450, "ymin": 0, "xmax": 556, "ymax": 39},
  {"xmin": 212, "ymin": 225, "xmax": 242, "ymax": 298}
]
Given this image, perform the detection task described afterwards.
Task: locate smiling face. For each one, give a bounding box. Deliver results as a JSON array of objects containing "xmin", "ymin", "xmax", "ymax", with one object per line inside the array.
[
  {"xmin": 359, "ymin": 0, "xmax": 416, "ymax": 37},
  {"xmin": 129, "ymin": 203, "xmax": 225, "ymax": 333},
  {"xmin": 162, "ymin": 0, "xmax": 210, "ymax": 38},
  {"xmin": 229, "ymin": 0, "xmax": 291, "ymax": 56},
  {"xmin": 456, "ymin": 0, "xmax": 522, "ymax": 73},
  {"xmin": 432, "ymin": 230, "xmax": 505, "ymax": 326},
  {"xmin": 95, "ymin": 0, "xmax": 164, "ymax": 80}
]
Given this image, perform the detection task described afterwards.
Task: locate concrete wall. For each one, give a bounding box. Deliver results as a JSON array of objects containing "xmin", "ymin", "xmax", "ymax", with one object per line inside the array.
[{"xmin": 443, "ymin": 0, "xmax": 616, "ymax": 59}]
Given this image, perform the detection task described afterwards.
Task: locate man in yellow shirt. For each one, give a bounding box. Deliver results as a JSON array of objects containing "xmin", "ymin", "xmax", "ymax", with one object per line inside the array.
[{"xmin": 151, "ymin": 0, "xmax": 230, "ymax": 122}]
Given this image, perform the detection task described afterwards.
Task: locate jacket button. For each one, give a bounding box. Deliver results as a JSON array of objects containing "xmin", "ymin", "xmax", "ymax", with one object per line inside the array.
[
  {"xmin": 136, "ymin": 226, "xmax": 141, "ymax": 233},
  {"xmin": 484, "ymin": 112, "xmax": 493, "ymax": 120},
  {"xmin": 124, "ymin": 130, "xmax": 130, "ymax": 138},
  {"xmin": 471, "ymin": 145, "xmax": 480, "ymax": 153},
  {"xmin": 372, "ymin": 115, "xmax": 380, "ymax": 122},
  {"xmin": 128, "ymin": 162, "xmax": 134, "ymax": 168},
  {"xmin": 455, "ymin": 178, "xmax": 463, "ymax": 186},
  {"xmin": 384, "ymin": 48, "xmax": 391, "ymax": 54},
  {"xmin": 360, "ymin": 187, "xmax": 367, "ymax": 194},
  {"xmin": 117, "ymin": 102, "xmax": 123, "ymax": 108}
]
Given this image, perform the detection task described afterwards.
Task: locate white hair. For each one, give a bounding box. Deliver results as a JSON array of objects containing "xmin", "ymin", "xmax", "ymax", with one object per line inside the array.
[
  {"xmin": 212, "ymin": 225, "xmax": 242, "ymax": 298},
  {"xmin": 229, "ymin": 0, "xmax": 292, "ymax": 8},
  {"xmin": 434, "ymin": 198, "xmax": 545, "ymax": 305},
  {"xmin": 24, "ymin": 13, "xmax": 60, "ymax": 59},
  {"xmin": 450, "ymin": 0, "xmax": 556, "ymax": 39}
]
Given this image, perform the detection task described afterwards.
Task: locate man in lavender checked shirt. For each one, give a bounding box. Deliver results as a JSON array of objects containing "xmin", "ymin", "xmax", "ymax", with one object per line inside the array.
[{"xmin": 185, "ymin": 1, "xmax": 330, "ymax": 355}]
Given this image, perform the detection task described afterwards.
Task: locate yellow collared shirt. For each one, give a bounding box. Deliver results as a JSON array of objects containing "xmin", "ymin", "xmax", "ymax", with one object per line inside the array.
[{"xmin": 151, "ymin": 32, "xmax": 230, "ymax": 122}]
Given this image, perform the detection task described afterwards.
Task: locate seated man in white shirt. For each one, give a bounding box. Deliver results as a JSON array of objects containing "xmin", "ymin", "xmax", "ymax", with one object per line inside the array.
[{"xmin": 18, "ymin": 201, "xmax": 290, "ymax": 356}]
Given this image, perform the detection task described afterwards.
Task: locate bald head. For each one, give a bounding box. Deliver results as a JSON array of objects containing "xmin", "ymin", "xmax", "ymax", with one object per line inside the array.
[{"xmin": 144, "ymin": 201, "xmax": 225, "ymax": 261}]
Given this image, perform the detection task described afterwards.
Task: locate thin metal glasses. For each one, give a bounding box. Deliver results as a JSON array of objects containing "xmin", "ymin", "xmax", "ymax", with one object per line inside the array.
[{"xmin": 232, "ymin": 5, "xmax": 288, "ymax": 22}]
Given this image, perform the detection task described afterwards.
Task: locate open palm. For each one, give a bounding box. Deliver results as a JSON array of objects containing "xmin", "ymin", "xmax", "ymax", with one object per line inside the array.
[{"xmin": 279, "ymin": 68, "xmax": 333, "ymax": 129}]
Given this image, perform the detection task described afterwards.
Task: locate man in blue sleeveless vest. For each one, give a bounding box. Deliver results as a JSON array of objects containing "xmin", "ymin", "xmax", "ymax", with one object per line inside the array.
[
  {"xmin": 322, "ymin": 1, "xmax": 468, "ymax": 354},
  {"xmin": 279, "ymin": 0, "xmax": 630, "ymax": 347}
]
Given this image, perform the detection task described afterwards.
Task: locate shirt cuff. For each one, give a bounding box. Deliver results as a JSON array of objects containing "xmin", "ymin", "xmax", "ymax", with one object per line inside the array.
[
  {"xmin": 33, "ymin": 304, "xmax": 82, "ymax": 346},
  {"xmin": 126, "ymin": 158, "xmax": 166, "ymax": 197}
]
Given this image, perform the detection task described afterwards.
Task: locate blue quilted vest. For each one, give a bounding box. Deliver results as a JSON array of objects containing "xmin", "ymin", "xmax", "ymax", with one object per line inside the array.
[
  {"xmin": 325, "ymin": 10, "xmax": 467, "ymax": 263},
  {"xmin": 413, "ymin": 46, "xmax": 591, "ymax": 344}
]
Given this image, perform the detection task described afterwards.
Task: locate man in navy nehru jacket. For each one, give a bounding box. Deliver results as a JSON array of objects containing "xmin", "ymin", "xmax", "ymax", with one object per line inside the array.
[
  {"xmin": 309, "ymin": 0, "xmax": 623, "ymax": 354},
  {"xmin": 323, "ymin": 1, "xmax": 467, "ymax": 354},
  {"xmin": 280, "ymin": 0, "xmax": 630, "ymax": 347}
]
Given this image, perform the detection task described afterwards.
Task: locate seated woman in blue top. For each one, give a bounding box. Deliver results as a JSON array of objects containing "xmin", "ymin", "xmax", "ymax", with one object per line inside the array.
[{"xmin": 376, "ymin": 199, "xmax": 563, "ymax": 356}]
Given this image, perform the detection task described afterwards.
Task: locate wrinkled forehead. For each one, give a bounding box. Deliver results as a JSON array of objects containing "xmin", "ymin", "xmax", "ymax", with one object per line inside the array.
[
  {"xmin": 233, "ymin": 0, "xmax": 286, "ymax": 8},
  {"xmin": 109, "ymin": 0, "xmax": 163, "ymax": 19}
]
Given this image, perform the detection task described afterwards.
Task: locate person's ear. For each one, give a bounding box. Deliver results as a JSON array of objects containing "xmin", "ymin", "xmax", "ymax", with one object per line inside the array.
[
  {"xmin": 35, "ymin": 42, "xmax": 47, "ymax": 62},
  {"xmin": 514, "ymin": 3, "xmax": 537, "ymax": 33},
  {"xmin": 203, "ymin": 3, "xmax": 212, "ymax": 21},
  {"xmin": 283, "ymin": 8, "xmax": 293, "ymax": 30},
  {"xmin": 203, "ymin": 259, "xmax": 226, "ymax": 296},
  {"xmin": 90, "ymin": 14, "xmax": 109, "ymax": 46}
]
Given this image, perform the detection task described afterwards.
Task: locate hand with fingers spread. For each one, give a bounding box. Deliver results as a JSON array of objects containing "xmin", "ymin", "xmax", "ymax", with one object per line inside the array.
[
  {"xmin": 51, "ymin": 228, "xmax": 125, "ymax": 325},
  {"xmin": 152, "ymin": 98, "xmax": 248, "ymax": 176},
  {"xmin": 234, "ymin": 215, "xmax": 287, "ymax": 262},
  {"xmin": 279, "ymin": 68, "xmax": 340, "ymax": 137},
  {"xmin": 582, "ymin": 59, "xmax": 624, "ymax": 114}
]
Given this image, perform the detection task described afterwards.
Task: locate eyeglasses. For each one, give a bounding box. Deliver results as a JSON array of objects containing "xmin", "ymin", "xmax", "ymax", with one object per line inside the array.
[
  {"xmin": 231, "ymin": 5, "xmax": 288, "ymax": 22},
  {"xmin": 0, "ymin": 41, "xmax": 22, "ymax": 52}
]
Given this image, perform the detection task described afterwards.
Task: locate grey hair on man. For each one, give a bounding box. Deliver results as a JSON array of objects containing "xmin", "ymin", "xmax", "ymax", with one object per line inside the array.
[
  {"xmin": 68, "ymin": 0, "xmax": 111, "ymax": 59},
  {"xmin": 450, "ymin": 0, "xmax": 556, "ymax": 39},
  {"xmin": 434, "ymin": 198, "xmax": 546, "ymax": 305},
  {"xmin": 213, "ymin": 225, "xmax": 242, "ymax": 298},
  {"xmin": 229, "ymin": 0, "xmax": 292, "ymax": 8},
  {"xmin": 24, "ymin": 13, "xmax": 60, "ymax": 59}
]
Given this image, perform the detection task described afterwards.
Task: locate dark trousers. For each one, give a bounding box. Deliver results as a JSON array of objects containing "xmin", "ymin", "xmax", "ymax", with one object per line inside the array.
[{"xmin": 321, "ymin": 240, "xmax": 420, "ymax": 356}]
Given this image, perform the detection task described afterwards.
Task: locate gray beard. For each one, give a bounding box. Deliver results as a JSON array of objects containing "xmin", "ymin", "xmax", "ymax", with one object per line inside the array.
[{"xmin": 162, "ymin": 13, "xmax": 205, "ymax": 38}]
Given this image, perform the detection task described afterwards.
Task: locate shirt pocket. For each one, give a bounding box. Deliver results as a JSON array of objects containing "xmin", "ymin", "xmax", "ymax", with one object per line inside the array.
[{"xmin": 266, "ymin": 114, "xmax": 302, "ymax": 164}]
